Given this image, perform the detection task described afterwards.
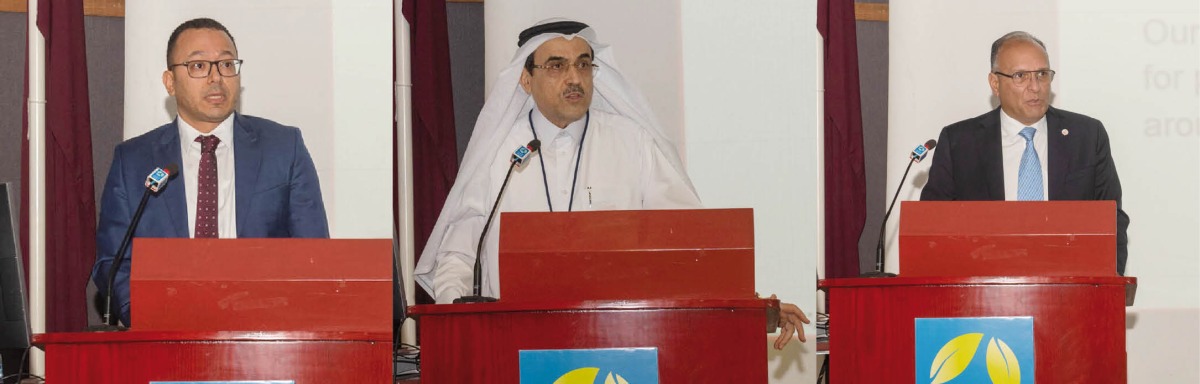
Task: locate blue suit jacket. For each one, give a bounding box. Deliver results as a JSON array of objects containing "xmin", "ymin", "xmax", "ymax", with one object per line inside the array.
[
  {"xmin": 920, "ymin": 107, "xmax": 1129, "ymax": 275},
  {"xmin": 91, "ymin": 114, "xmax": 329, "ymax": 325}
]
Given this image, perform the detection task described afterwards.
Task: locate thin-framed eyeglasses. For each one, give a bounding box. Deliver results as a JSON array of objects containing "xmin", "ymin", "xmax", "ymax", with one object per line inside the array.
[
  {"xmin": 531, "ymin": 60, "xmax": 599, "ymax": 77},
  {"xmin": 169, "ymin": 59, "xmax": 244, "ymax": 78},
  {"xmin": 993, "ymin": 69, "xmax": 1055, "ymax": 86}
]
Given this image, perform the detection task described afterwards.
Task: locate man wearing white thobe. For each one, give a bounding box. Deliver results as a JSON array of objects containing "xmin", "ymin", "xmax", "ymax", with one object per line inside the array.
[{"xmin": 413, "ymin": 19, "xmax": 700, "ymax": 304}]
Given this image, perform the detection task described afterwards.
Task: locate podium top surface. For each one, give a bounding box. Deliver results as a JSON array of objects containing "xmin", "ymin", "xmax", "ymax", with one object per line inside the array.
[
  {"xmin": 819, "ymin": 276, "xmax": 1136, "ymax": 289},
  {"xmin": 500, "ymin": 208, "xmax": 755, "ymax": 251},
  {"xmin": 33, "ymin": 330, "xmax": 390, "ymax": 345},
  {"xmin": 132, "ymin": 238, "xmax": 391, "ymax": 280},
  {"xmin": 409, "ymin": 298, "xmax": 776, "ymax": 317}
]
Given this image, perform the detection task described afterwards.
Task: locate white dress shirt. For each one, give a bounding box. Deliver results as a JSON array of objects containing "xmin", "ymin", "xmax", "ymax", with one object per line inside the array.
[
  {"xmin": 429, "ymin": 109, "xmax": 702, "ymax": 303},
  {"xmin": 531, "ymin": 110, "xmax": 587, "ymax": 211},
  {"xmin": 178, "ymin": 116, "xmax": 238, "ymax": 238},
  {"xmin": 999, "ymin": 110, "xmax": 1049, "ymax": 200}
]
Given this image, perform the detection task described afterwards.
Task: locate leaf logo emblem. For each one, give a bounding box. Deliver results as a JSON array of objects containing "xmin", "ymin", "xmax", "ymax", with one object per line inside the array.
[
  {"xmin": 603, "ymin": 372, "xmax": 631, "ymax": 384},
  {"xmin": 553, "ymin": 367, "xmax": 599, "ymax": 384},
  {"xmin": 986, "ymin": 337, "xmax": 1022, "ymax": 384},
  {"xmin": 929, "ymin": 333, "xmax": 984, "ymax": 384}
]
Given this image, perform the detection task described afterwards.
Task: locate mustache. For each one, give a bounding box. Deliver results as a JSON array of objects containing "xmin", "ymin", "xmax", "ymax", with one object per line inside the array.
[
  {"xmin": 562, "ymin": 84, "xmax": 585, "ymax": 97},
  {"xmin": 203, "ymin": 85, "xmax": 230, "ymax": 97}
]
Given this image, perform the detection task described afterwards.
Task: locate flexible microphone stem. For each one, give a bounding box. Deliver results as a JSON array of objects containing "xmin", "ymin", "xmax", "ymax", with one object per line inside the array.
[
  {"xmin": 100, "ymin": 188, "xmax": 153, "ymax": 328},
  {"xmin": 455, "ymin": 140, "xmax": 538, "ymax": 303},
  {"xmin": 92, "ymin": 164, "xmax": 177, "ymax": 331},
  {"xmin": 863, "ymin": 139, "xmax": 935, "ymax": 278},
  {"xmin": 865, "ymin": 158, "xmax": 916, "ymax": 277},
  {"xmin": 454, "ymin": 161, "xmax": 517, "ymax": 303}
]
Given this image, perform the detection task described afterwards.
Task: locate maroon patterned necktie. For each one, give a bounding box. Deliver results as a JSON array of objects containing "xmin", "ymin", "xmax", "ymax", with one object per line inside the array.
[{"xmin": 195, "ymin": 135, "xmax": 220, "ymax": 238}]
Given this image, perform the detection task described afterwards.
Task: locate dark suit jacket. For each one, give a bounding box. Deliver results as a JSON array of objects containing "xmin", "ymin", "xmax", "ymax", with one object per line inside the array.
[
  {"xmin": 91, "ymin": 113, "xmax": 329, "ymax": 325},
  {"xmin": 920, "ymin": 107, "xmax": 1130, "ymax": 275}
]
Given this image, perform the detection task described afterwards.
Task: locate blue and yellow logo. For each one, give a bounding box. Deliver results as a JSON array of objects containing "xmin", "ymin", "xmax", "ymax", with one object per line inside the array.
[
  {"xmin": 914, "ymin": 317, "xmax": 1035, "ymax": 384},
  {"xmin": 519, "ymin": 348, "xmax": 658, "ymax": 384}
]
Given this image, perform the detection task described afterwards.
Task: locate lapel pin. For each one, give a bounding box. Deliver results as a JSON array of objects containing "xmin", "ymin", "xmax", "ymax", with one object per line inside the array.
[{"xmin": 1061, "ymin": 129, "xmax": 1069, "ymax": 136}]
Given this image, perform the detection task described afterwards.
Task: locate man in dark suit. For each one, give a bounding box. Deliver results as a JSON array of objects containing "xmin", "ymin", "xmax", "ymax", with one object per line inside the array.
[
  {"xmin": 91, "ymin": 18, "xmax": 328, "ymax": 325},
  {"xmin": 921, "ymin": 31, "xmax": 1129, "ymax": 275}
]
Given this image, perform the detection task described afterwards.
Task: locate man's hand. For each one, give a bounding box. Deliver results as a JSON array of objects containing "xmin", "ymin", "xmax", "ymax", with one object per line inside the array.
[{"xmin": 770, "ymin": 294, "xmax": 811, "ymax": 350}]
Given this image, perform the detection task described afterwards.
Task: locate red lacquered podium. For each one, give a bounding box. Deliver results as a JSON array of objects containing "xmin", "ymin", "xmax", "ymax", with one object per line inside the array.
[
  {"xmin": 821, "ymin": 201, "xmax": 1134, "ymax": 383},
  {"xmin": 410, "ymin": 209, "xmax": 778, "ymax": 382},
  {"xmin": 899, "ymin": 200, "xmax": 1118, "ymax": 277},
  {"xmin": 34, "ymin": 239, "xmax": 393, "ymax": 384}
]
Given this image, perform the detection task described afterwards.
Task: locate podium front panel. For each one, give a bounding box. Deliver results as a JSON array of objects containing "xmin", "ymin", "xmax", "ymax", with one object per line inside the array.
[
  {"xmin": 35, "ymin": 331, "xmax": 391, "ymax": 384},
  {"xmin": 411, "ymin": 299, "xmax": 772, "ymax": 382},
  {"xmin": 130, "ymin": 238, "xmax": 391, "ymax": 333},
  {"xmin": 900, "ymin": 201, "xmax": 1118, "ymax": 277},
  {"xmin": 822, "ymin": 277, "xmax": 1130, "ymax": 383},
  {"xmin": 499, "ymin": 209, "xmax": 755, "ymax": 302}
]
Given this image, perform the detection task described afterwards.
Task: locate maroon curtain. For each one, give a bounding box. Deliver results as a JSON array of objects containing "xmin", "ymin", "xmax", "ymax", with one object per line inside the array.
[
  {"xmin": 400, "ymin": 0, "xmax": 458, "ymax": 302},
  {"xmin": 20, "ymin": 0, "xmax": 96, "ymax": 332},
  {"xmin": 818, "ymin": 0, "xmax": 867, "ymax": 278}
]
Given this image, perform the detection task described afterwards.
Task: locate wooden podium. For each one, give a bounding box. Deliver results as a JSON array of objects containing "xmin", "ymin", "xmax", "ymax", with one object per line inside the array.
[
  {"xmin": 821, "ymin": 201, "xmax": 1134, "ymax": 383},
  {"xmin": 34, "ymin": 239, "xmax": 393, "ymax": 384},
  {"xmin": 410, "ymin": 209, "xmax": 778, "ymax": 382}
]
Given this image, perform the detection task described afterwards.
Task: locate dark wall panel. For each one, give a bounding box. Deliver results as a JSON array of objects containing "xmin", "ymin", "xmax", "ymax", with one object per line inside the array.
[
  {"xmin": 446, "ymin": 2, "xmax": 484, "ymax": 162},
  {"xmin": 86, "ymin": 16, "xmax": 125, "ymax": 209},
  {"xmin": 0, "ymin": 14, "xmax": 124, "ymax": 219},
  {"xmin": 855, "ymin": 1, "xmax": 889, "ymax": 274},
  {"xmin": 0, "ymin": 13, "xmax": 26, "ymax": 197},
  {"xmin": 83, "ymin": 15, "xmax": 124, "ymax": 326},
  {"xmin": 0, "ymin": 13, "xmax": 123, "ymax": 326}
]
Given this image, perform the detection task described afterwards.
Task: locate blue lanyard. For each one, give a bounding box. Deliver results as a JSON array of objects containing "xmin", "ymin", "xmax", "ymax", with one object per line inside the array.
[{"xmin": 527, "ymin": 109, "xmax": 590, "ymax": 212}]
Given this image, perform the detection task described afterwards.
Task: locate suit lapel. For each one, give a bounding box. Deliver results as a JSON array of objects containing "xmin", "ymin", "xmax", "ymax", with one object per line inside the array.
[
  {"xmin": 1045, "ymin": 107, "xmax": 1069, "ymax": 200},
  {"xmin": 233, "ymin": 113, "xmax": 262, "ymax": 236},
  {"xmin": 152, "ymin": 122, "xmax": 189, "ymax": 237},
  {"xmin": 980, "ymin": 108, "xmax": 1006, "ymax": 200}
]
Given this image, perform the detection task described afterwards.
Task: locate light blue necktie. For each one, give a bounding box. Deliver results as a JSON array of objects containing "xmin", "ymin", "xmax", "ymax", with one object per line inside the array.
[{"xmin": 1017, "ymin": 127, "xmax": 1044, "ymax": 200}]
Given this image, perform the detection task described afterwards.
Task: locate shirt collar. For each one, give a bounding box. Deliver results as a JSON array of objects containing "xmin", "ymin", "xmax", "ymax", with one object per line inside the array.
[
  {"xmin": 999, "ymin": 109, "xmax": 1047, "ymax": 142},
  {"xmin": 531, "ymin": 108, "xmax": 586, "ymax": 144},
  {"xmin": 178, "ymin": 114, "xmax": 235, "ymax": 148}
]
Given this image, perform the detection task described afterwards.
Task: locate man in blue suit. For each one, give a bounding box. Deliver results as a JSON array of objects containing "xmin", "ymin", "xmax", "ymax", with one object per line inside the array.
[{"xmin": 91, "ymin": 18, "xmax": 329, "ymax": 326}]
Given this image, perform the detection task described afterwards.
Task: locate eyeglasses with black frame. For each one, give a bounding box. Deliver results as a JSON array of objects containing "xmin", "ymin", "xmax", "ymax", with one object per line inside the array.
[
  {"xmin": 993, "ymin": 69, "xmax": 1056, "ymax": 86},
  {"xmin": 169, "ymin": 59, "xmax": 244, "ymax": 79},
  {"xmin": 531, "ymin": 60, "xmax": 599, "ymax": 77}
]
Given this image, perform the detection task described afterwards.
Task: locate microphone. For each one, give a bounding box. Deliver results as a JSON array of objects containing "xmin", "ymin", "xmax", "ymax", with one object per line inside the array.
[
  {"xmin": 863, "ymin": 140, "xmax": 937, "ymax": 278},
  {"xmin": 96, "ymin": 164, "xmax": 179, "ymax": 330},
  {"xmin": 454, "ymin": 140, "xmax": 541, "ymax": 303},
  {"xmin": 910, "ymin": 139, "xmax": 936, "ymax": 163},
  {"xmin": 144, "ymin": 165, "xmax": 175, "ymax": 193},
  {"xmin": 511, "ymin": 140, "xmax": 537, "ymax": 165}
]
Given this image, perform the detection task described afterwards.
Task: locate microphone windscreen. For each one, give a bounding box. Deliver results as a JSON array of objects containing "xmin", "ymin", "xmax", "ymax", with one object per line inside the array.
[
  {"xmin": 924, "ymin": 139, "xmax": 937, "ymax": 150},
  {"xmin": 527, "ymin": 139, "xmax": 541, "ymax": 152},
  {"xmin": 164, "ymin": 163, "xmax": 181, "ymax": 177}
]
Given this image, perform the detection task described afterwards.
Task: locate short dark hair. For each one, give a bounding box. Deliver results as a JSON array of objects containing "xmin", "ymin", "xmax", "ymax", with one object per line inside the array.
[{"xmin": 166, "ymin": 18, "xmax": 237, "ymax": 68}]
